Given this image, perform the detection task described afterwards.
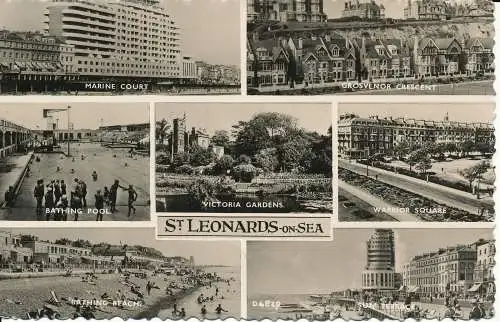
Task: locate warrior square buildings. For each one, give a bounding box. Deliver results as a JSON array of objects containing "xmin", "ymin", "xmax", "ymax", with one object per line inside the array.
[{"xmin": 338, "ymin": 111, "xmax": 494, "ymax": 159}]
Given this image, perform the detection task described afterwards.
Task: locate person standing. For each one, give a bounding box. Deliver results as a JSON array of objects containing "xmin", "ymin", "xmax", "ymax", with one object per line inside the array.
[
  {"xmin": 469, "ymin": 300, "xmax": 483, "ymax": 320},
  {"xmin": 61, "ymin": 180, "xmax": 67, "ymax": 196},
  {"xmin": 54, "ymin": 180, "xmax": 62, "ymax": 204},
  {"xmin": 34, "ymin": 179, "xmax": 44, "ymax": 216},
  {"xmin": 80, "ymin": 180, "xmax": 88, "ymax": 208},
  {"xmin": 120, "ymin": 184, "xmax": 138, "ymax": 217},
  {"xmin": 94, "ymin": 190, "xmax": 105, "ymax": 221},
  {"xmin": 44, "ymin": 188, "xmax": 55, "ymax": 221},
  {"xmin": 71, "ymin": 195, "xmax": 82, "ymax": 221},
  {"xmin": 110, "ymin": 180, "xmax": 119, "ymax": 213},
  {"xmin": 4, "ymin": 186, "xmax": 14, "ymax": 207}
]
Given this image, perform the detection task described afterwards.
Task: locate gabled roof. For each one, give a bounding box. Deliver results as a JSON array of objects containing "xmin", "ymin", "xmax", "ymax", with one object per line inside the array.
[{"xmin": 467, "ymin": 37, "xmax": 494, "ymax": 50}]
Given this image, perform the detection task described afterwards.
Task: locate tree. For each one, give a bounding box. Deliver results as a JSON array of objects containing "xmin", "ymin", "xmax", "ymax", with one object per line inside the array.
[
  {"xmin": 233, "ymin": 112, "xmax": 298, "ymax": 157},
  {"xmin": 460, "ymin": 140, "xmax": 475, "ymax": 156},
  {"xmin": 189, "ymin": 147, "xmax": 217, "ymax": 167},
  {"xmin": 172, "ymin": 152, "xmax": 189, "ymax": 167},
  {"xmin": 415, "ymin": 157, "xmax": 432, "ymax": 179},
  {"xmin": 393, "ymin": 140, "xmax": 410, "ymax": 159},
  {"xmin": 254, "ymin": 148, "xmax": 279, "ymax": 173},
  {"xmin": 277, "ymin": 136, "xmax": 310, "ymax": 172},
  {"xmin": 237, "ymin": 154, "xmax": 252, "ymax": 165},
  {"xmin": 211, "ymin": 130, "xmax": 230, "ymax": 149},
  {"xmin": 407, "ymin": 150, "xmax": 422, "ymax": 172},
  {"xmin": 460, "ymin": 161, "xmax": 490, "ymax": 193},
  {"xmin": 156, "ymin": 118, "xmax": 169, "ymax": 144},
  {"xmin": 445, "ymin": 142, "xmax": 457, "ymax": 156},
  {"xmin": 213, "ymin": 155, "xmax": 234, "ymax": 174},
  {"xmin": 476, "ymin": 142, "xmax": 493, "ymax": 156}
]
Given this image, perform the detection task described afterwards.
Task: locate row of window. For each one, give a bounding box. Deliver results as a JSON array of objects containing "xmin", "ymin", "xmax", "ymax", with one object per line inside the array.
[{"xmin": 76, "ymin": 67, "xmax": 179, "ymax": 76}]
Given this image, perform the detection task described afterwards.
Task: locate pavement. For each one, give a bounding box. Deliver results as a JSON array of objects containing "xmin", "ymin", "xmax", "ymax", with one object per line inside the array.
[
  {"xmin": 339, "ymin": 181, "xmax": 422, "ymax": 222},
  {"xmin": 0, "ymin": 152, "xmax": 33, "ymax": 206},
  {"xmin": 339, "ymin": 159, "xmax": 494, "ymax": 215},
  {"xmin": 252, "ymin": 80, "xmax": 494, "ymax": 95},
  {"xmin": 340, "ymin": 80, "xmax": 495, "ymax": 95},
  {"xmin": 1, "ymin": 143, "xmax": 150, "ymax": 221}
]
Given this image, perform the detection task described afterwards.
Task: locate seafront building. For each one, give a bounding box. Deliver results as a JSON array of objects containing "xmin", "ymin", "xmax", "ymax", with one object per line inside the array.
[
  {"xmin": 341, "ymin": 0, "xmax": 385, "ymax": 20},
  {"xmin": 0, "ymin": 30, "xmax": 78, "ymax": 92},
  {"xmin": 337, "ymin": 112, "xmax": 494, "ymax": 159},
  {"xmin": 402, "ymin": 239, "xmax": 494, "ymax": 298},
  {"xmin": 0, "ymin": 230, "xmax": 189, "ymax": 270},
  {"xmin": 247, "ymin": 33, "xmax": 494, "ymax": 88},
  {"xmin": 0, "ymin": 119, "xmax": 32, "ymax": 159},
  {"xmin": 361, "ymin": 229, "xmax": 396, "ymax": 294},
  {"xmin": 44, "ymin": 0, "xmax": 185, "ymax": 82},
  {"xmin": 247, "ymin": 0, "xmax": 326, "ymax": 23}
]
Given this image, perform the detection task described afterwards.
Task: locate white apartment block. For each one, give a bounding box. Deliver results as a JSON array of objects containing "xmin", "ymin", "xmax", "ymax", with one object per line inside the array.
[{"xmin": 44, "ymin": 0, "xmax": 183, "ymax": 80}]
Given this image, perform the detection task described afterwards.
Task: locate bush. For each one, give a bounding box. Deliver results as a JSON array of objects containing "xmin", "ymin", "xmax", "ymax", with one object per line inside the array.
[
  {"xmin": 175, "ymin": 164, "xmax": 196, "ymax": 175},
  {"xmin": 361, "ymin": 160, "xmax": 473, "ymax": 193},
  {"xmin": 232, "ymin": 164, "xmax": 261, "ymax": 183}
]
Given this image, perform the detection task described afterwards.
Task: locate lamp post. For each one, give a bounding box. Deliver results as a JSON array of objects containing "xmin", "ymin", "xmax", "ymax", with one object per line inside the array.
[{"xmin": 67, "ymin": 105, "xmax": 71, "ymax": 156}]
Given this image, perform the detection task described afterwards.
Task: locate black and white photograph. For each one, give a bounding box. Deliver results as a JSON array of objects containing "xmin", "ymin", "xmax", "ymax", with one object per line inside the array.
[
  {"xmin": 0, "ymin": 103, "xmax": 150, "ymax": 221},
  {"xmin": 0, "ymin": 0, "xmax": 240, "ymax": 95},
  {"xmin": 0, "ymin": 228, "xmax": 241, "ymax": 319},
  {"xmin": 247, "ymin": 228, "xmax": 495, "ymax": 321},
  {"xmin": 155, "ymin": 102, "xmax": 333, "ymax": 213},
  {"xmin": 247, "ymin": 0, "xmax": 494, "ymax": 95},
  {"xmin": 337, "ymin": 102, "xmax": 495, "ymax": 222}
]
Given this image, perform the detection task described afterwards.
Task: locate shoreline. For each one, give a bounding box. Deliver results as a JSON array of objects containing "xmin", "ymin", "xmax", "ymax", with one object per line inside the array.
[{"xmin": 133, "ymin": 286, "xmax": 199, "ymax": 319}]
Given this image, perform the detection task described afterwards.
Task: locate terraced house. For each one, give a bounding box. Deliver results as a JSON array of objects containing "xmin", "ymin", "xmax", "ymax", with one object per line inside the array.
[
  {"xmin": 248, "ymin": 33, "xmax": 494, "ymax": 87},
  {"xmin": 337, "ymin": 113, "xmax": 494, "ymax": 159},
  {"xmin": 290, "ymin": 34, "xmax": 357, "ymax": 84},
  {"xmin": 465, "ymin": 38, "xmax": 495, "ymax": 75},
  {"xmin": 247, "ymin": 37, "xmax": 291, "ymax": 87},
  {"xmin": 412, "ymin": 37, "xmax": 463, "ymax": 76}
]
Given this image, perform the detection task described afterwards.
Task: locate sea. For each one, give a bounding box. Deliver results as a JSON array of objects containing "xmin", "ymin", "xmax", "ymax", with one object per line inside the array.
[{"xmin": 157, "ymin": 266, "xmax": 241, "ymax": 319}]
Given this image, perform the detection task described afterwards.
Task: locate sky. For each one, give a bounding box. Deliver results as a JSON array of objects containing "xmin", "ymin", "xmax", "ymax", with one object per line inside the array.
[
  {"xmin": 338, "ymin": 102, "xmax": 495, "ymax": 123},
  {"xmin": 156, "ymin": 102, "xmax": 333, "ymax": 136},
  {"xmin": 5, "ymin": 227, "xmax": 241, "ymax": 266},
  {"xmin": 0, "ymin": 0, "xmax": 240, "ymax": 65},
  {"xmin": 0, "ymin": 103, "xmax": 149, "ymax": 130},
  {"xmin": 247, "ymin": 228, "xmax": 493, "ymax": 295}
]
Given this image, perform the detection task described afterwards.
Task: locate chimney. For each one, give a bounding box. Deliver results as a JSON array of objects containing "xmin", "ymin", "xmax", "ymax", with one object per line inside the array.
[
  {"xmin": 325, "ymin": 33, "xmax": 331, "ymax": 42},
  {"xmin": 345, "ymin": 35, "xmax": 349, "ymax": 49},
  {"xmin": 413, "ymin": 35, "xmax": 419, "ymax": 76},
  {"xmin": 252, "ymin": 32, "xmax": 259, "ymax": 43},
  {"xmin": 278, "ymin": 36, "xmax": 286, "ymax": 48},
  {"xmin": 298, "ymin": 37, "xmax": 303, "ymax": 49}
]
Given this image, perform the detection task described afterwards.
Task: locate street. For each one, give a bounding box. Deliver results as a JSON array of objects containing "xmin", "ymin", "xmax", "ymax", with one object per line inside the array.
[
  {"xmin": 339, "ymin": 159, "xmax": 494, "ymax": 217},
  {"xmin": 341, "ymin": 80, "xmax": 495, "ymax": 95},
  {"xmin": 3, "ymin": 142, "xmax": 150, "ymax": 221}
]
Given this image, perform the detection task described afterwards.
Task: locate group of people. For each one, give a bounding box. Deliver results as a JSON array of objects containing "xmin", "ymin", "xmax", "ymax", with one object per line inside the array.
[{"xmin": 31, "ymin": 175, "xmax": 138, "ymax": 221}]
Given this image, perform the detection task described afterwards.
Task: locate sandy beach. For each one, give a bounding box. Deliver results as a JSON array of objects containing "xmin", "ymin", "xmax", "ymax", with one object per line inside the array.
[
  {"xmin": 156, "ymin": 266, "xmax": 241, "ymax": 320},
  {"xmin": 0, "ymin": 266, "xmax": 240, "ymax": 319}
]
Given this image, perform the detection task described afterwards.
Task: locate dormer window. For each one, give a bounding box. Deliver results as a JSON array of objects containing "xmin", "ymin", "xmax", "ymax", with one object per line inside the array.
[{"xmin": 332, "ymin": 48, "xmax": 339, "ymax": 56}]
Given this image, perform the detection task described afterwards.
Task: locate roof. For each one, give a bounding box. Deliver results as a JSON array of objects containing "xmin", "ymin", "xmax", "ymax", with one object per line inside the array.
[{"xmin": 467, "ymin": 37, "xmax": 494, "ymax": 50}]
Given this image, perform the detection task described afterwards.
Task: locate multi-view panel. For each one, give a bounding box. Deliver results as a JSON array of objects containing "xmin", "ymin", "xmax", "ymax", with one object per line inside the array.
[
  {"xmin": 248, "ymin": 228, "xmax": 495, "ymax": 320},
  {"xmin": 0, "ymin": 228, "xmax": 241, "ymax": 320},
  {"xmin": 0, "ymin": 103, "xmax": 151, "ymax": 221},
  {"xmin": 247, "ymin": 0, "xmax": 494, "ymax": 95},
  {"xmin": 0, "ymin": 0, "xmax": 240, "ymax": 95},
  {"xmin": 155, "ymin": 102, "xmax": 333, "ymax": 214},
  {"xmin": 337, "ymin": 102, "xmax": 495, "ymax": 222}
]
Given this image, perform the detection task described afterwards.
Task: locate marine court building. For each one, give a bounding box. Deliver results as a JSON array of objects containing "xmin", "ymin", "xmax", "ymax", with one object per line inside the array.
[{"xmin": 44, "ymin": 0, "xmax": 194, "ymax": 83}]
